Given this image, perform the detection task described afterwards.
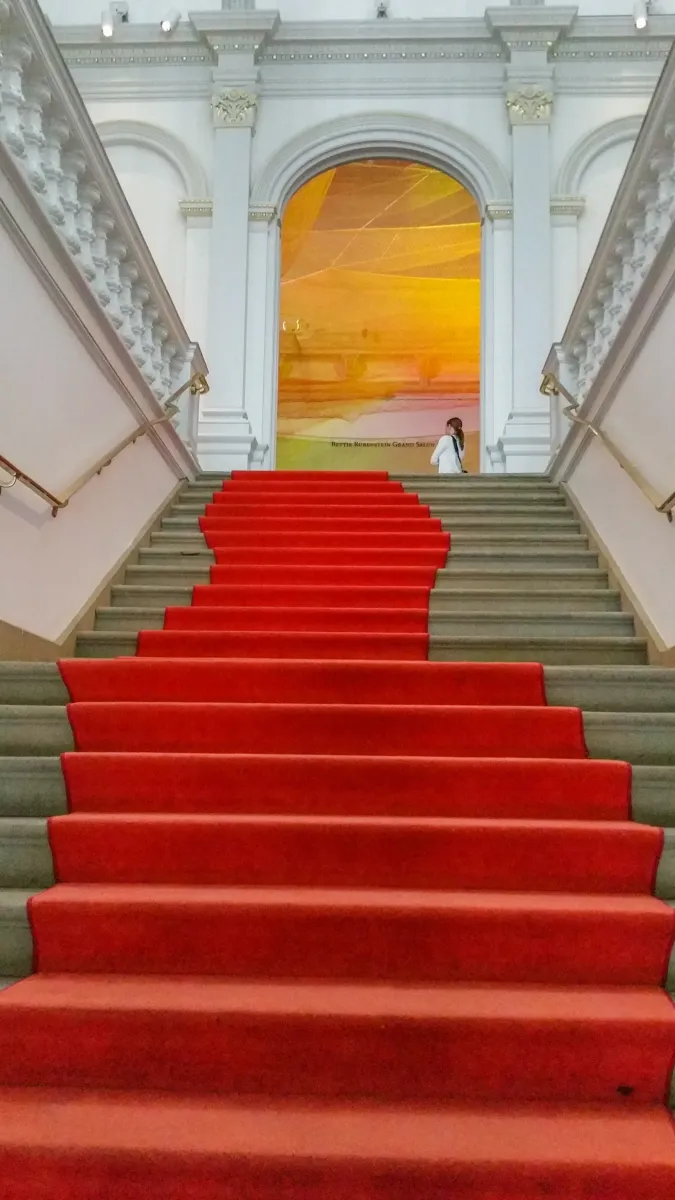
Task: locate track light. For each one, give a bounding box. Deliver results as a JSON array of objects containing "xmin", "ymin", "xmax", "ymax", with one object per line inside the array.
[
  {"xmin": 101, "ymin": 2, "xmax": 128, "ymax": 38},
  {"xmin": 634, "ymin": 1, "xmax": 651, "ymax": 30},
  {"xmin": 160, "ymin": 10, "xmax": 181, "ymax": 34}
]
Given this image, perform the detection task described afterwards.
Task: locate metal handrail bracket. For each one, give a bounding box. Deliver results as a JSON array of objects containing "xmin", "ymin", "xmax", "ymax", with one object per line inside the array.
[
  {"xmin": 0, "ymin": 371, "xmax": 210, "ymax": 517},
  {"xmin": 541, "ymin": 372, "xmax": 675, "ymax": 522}
]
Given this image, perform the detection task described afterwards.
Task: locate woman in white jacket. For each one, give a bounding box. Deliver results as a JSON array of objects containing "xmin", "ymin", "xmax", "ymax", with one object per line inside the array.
[{"xmin": 430, "ymin": 417, "xmax": 466, "ymax": 475}]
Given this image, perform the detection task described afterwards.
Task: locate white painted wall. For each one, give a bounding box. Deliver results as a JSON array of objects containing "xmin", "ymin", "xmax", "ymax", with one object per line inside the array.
[
  {"xmin": 0, "ymin": 166, "xmax": 190, "ymax": 644},
  {"xmin": 552, "ymin": 208, "xmax": 675, "ymax": 651}
]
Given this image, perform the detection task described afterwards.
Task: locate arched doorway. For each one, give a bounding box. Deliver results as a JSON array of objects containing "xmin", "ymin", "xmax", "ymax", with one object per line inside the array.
[
  {"xmin": 275, "ymin": 159, "xmax": 481, "ymax": 474},
  {"xmin": 245, "ymin": 113, "xmax": 512, "ymax": 471}
]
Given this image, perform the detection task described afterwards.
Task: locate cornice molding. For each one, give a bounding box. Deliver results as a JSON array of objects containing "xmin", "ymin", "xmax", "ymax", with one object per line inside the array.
[
  {"xmin": 190, "ymin": 8, "xmax": 280, "ymax": 58},
  {"xmin": 54, "ymin": 14, "xmax": 675, "ymax": 72}
]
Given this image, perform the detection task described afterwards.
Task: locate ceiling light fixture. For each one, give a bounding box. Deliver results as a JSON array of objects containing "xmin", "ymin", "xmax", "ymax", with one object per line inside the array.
[
  {"xmin": 634, "ymin": 0, "xmax": 652, "ymax": 30},
  {"xmin": 160, "ymin": 10, "xmax": 181, "ymax": 34},
  {"xmin": 101, "ymin": 2, "xmax": 128, "ymax": 39}
]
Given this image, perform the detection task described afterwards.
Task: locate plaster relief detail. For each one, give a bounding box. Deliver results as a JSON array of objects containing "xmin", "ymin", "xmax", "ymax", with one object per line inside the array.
[
  {"xmin": 506, "ymin": 87, "xmax": 553, "ymax": 126},
  {"xmin": 212, "ymin": 88, "xmax": 259, "ymax": 129}
]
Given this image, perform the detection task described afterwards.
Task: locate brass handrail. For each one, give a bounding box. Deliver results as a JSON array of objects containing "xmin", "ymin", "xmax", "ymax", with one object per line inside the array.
[
  {"xmin": 541, "ymin": 372, "xmax": 675, "ymax": 523},
  {"xmin": 0, "ymin": 371, "xmax": 210, "ymax": 517}
]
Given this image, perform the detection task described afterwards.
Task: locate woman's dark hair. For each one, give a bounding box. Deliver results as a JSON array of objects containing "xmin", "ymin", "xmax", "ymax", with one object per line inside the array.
[{"xmin": 446, "ymin": 417, "xmax": 465, "ymax": 451}]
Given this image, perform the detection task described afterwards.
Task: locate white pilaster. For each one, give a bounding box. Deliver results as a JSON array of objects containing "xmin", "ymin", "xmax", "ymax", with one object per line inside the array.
[
  {"xmin": 180, "ymin": 200, "xmax": 212, "ymax": 355},
  {"xmin": 485, "ymin": 202, "xmax": 514, "ymax": 458},
  {"xmin": 551, "ymin": 196, "xmax": 585, "ymax": 339},
  {"xmin": 209, "ymin": 98, "xmax": 256, "ymax": 414},
  {"xmin": 509, "ymin": 92, "xmax": 553, "ymax": 414},
  {"xmin": 486, "ymin": 4, "xmax": 577, "ymax": 472},
  {"xmin": 243, "ymin": 204, "xmax": 279, "ymax": 467},
  {"xmin": 190, "ymin": 3, "xmax": 280, "ymax": 470}
]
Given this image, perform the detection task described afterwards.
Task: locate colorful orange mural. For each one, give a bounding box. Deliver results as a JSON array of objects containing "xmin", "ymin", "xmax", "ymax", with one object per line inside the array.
[{"xmin": 276, "ymin": 159, "xmax": 481, "ymax": 473}]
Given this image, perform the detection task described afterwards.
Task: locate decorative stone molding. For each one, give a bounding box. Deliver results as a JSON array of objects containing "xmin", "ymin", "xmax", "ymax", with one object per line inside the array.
[
  {"xmin": 212, "ymin": 88, "xmax": 258, "ymax": 129},
  {"xmin": 191, "ymin": 8, "xmax": 280, "ymax": 59},
  {"xmin": 506, "ymin": 87, "xmax": 554, "ymax": 126},
  {"xmin": 179, "ymin": 200, "xmax": 214, "ymax": 221},
  {"xmin": 0, "ymin": 0, "xmax": 204, "ymax": 406},
  {"xmin": 550, "ymin": 195, "xmax": 586, "ymax": 219},
  {"xmin": 485, "ymin": 4, "xmax": 577, "ymax": 54},
  {"xmin": 485, "ymin": 201, "xmax": 514, "ymax": 222},
  {"xmin": 543, "ymin": 43, "xmax": 675, "ymax": 415},
  {"xmin": 249, "ymin": 205, "xmax": 277, "ymax": 224},
  {"xmin": 251, "ymin": 112, "xmax": 511, "ymax": 214}
]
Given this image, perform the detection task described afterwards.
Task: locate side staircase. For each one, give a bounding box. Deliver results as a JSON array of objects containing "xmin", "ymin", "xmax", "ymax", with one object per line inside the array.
[{"xmin": 0, "ymin": 470, "xmax": 674, "ymax": 1196}]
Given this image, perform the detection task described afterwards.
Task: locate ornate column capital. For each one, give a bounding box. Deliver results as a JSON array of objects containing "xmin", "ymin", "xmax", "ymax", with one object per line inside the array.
[
  {"xmin": 506, "ymin": 86, "xmax": 554, "ymax": 126},
  {"xmin": 211, "ymin": 88, "xmax": 259, "ymax": 129}
]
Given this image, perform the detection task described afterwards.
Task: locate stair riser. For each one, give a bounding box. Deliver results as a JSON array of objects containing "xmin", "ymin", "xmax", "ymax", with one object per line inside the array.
[
  {"xmin": 106, "ymin": 588, "xmax": 621, "ymax": 615},
  {"xmin": 174, "ymin": 502, "xmax": 578, "ymax": 521},
  {"xmin": 127, "ymin": 565, "xmax": 612, "ymax": 590},
  {"xmin": 28, "ymin": 895, "xmax": 675, "ymax": 987},
  {"xmin": 92, "ymin": 610, "xmax": 635, "ymax": 639},
  {"xmin": 0, "ymin": 757, "xmax": 672, "ymax": 826},
  {"xmin": 0, "ymin": 822, "xmax": 53, "ymax": 888},
  {"xmin": 0, "ymin": 709, "xmax": 671, "ymax": 762},
  {"xmin": 152, "ymin": 531, "xmax": 588, "ymax": 550},
  {"xmin": 0, "ymin": 761, "xmax": 68, "ymax": 816},
  {"xmin": 430, "ymin": 616, "xmax": 633, "ymax": 638},
  {"xmin": 165, "ymin": 517, "xmax": 583, "ymax": 536},
  {"xmin": 144, "ymin": 545, "xmax": 599, "ymax": 570},
  {"xmin": 7, "ymin": 665, "xmax": 675, "ymax": 711},
  {"xmin": 5, "ymin": 666, "xmax": 675, "ymax": 712},
  {"xmin": 430, "ymin": 640, "xmax": 647, "ymax": 666},
  {"xmin": 0, "ymin": 1004, "xmax": 670, "ymax": 1104},
  {"xmin": 0, "ymin": 898, "xmax": 34, "ymax": 976},
  {"xmin": 74, "ymin": 630, "xmax": 647, "ymax": 664}
]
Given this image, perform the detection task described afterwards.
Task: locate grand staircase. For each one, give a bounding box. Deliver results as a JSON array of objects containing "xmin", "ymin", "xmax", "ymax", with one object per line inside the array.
[{"xmin": 0, "ymin": 470, "xmax": 674, "ymax": 1197}]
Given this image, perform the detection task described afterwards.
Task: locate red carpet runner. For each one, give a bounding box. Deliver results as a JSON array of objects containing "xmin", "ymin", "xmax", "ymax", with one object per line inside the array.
[{"xmin": 1, "ymin": 469, "xmax": 674, "ymax": 1197}]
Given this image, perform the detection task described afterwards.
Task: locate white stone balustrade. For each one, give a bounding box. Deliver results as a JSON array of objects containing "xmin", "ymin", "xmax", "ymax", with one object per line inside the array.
[
  {"xmin": 0, "ymin": 0, "xmax": 205, "ymax": 409},
  {"xmin": 545, "ymin": 46, "xmax": 675, "ymax": 415}
]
